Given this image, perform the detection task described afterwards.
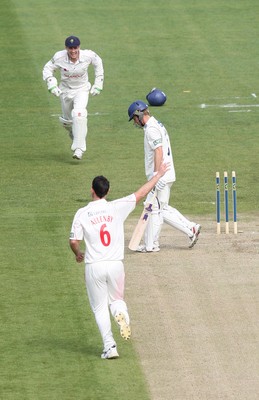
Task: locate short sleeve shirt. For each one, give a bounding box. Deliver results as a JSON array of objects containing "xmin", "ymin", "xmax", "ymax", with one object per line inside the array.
[
  {"xmin": 144, "ymin": 116, "xmax": 176, "ymax": 182},
  {"xmin": 70, "ymin": 194, "xmax": 136, "ymax": 263}
]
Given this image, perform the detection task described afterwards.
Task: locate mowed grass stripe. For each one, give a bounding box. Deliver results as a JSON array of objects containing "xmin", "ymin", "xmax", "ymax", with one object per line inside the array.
[
  {"xmin": 0, "ymin": 1, "xmax": 150, "ymax": 399},
  {"xmin": 1, "ymin": 1, "xmax": 259, "ymax": 399}
]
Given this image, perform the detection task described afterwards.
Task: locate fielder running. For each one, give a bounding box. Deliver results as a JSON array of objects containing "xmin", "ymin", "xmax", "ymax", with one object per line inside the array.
[
  {"xmin": 69, "ymin": 161, "xmax": 169, "ymax": 359},
  {"xmin": 42, "ymin": 36, "xmax": 104, "ymax": 160},
  {"xmin": 128, "ymin": 100, "xmax": 201, "ymax": 252}
]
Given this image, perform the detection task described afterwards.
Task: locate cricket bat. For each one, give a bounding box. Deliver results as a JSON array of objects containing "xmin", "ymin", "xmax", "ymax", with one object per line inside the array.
[{"xmin": 128, "ymin": 192, "xmax": 156, "ymax": 251}]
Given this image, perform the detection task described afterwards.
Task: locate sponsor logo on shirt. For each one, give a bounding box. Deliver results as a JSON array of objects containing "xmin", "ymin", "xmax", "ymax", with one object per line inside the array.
[
  {"xmin": 64, "ymin": 73, "xmax": 84, "ymax": 78},
  {"xmin": 153, "ymin": 138, "xmax": 162, "ymax": 146}
]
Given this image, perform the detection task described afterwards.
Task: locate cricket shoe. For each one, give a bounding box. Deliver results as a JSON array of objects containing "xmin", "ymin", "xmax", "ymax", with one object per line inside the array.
[
  {"xmin": 101, "ymin": 345, "xmax": 119, "ymax": 359},
  {"xmin": 115, "ymin": 313, "xmax": 131, "ymax": 340},
  {"xmin": 189, "ymin": 224, "xmax": 201, "ymax": 248},
  {"xmin": 72, "ymin": 149, "xmax": 83, "ymax": 160},
  {"xmin": 136, "ymin": 244, "xmax": 160, "ymax": 253}
]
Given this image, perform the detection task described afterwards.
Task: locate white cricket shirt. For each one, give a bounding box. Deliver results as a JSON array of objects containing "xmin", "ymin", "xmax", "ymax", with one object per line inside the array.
[
  {"xmin": 42, "ymin": 49, "xmax": 104, "ymax": 90},
  {"xmin": 143, "ymin": 116, "xmax": 176, "ymax": 183},
  {"xmin": 70, "ymin": 194, "xmax": 136, "ymax": 263}
]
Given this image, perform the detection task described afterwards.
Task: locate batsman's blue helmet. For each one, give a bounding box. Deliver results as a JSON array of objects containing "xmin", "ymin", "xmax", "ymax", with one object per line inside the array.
[
  {"xmin": 146, "ymin": 88, "xmax": 167, "ymax": 106},
  {"xmin": 128, "ymin": 100, "xmax": 148, "ymax": 121}
]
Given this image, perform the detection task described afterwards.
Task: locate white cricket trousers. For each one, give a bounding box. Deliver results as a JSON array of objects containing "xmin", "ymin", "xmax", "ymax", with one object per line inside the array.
[
  {"xmin": 85, "ymin": 260, "xmax": 129, "ymax": 352},
  {"xmin": 144, "ymin": 184, "xmax": 196, "ymax": 249},
  {"xmin": 60, "ymin": 87, "xmax": 89, "ymax": 152}
]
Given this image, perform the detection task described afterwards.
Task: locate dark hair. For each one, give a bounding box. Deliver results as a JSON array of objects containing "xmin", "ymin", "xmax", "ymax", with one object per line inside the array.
[{"xmin": 92, "ymin": 176, "xmax": 110, "ymax": 198}]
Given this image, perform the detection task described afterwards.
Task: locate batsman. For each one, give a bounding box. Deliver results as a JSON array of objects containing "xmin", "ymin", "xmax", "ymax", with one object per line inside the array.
[{"xmin": 128, "ymin": 100, "xmax": 201, "ymax": 252}]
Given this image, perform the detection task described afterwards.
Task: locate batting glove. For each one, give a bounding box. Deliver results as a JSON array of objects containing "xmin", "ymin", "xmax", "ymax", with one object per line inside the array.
[
  {"xmin": 46, "ymin": 77, "xmax": 62, "ymax": 97},
  {"xmin": 90, "ymin": 85, "xmax": 102, "ymax": 96},
  {"xmin": 156, "ymin": 178, "xmax": 167, "ymax": 191}
]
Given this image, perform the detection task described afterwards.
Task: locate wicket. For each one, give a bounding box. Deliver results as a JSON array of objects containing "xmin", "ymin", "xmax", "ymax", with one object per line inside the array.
[{"xmin": 215, "ymin": 171, "xmax": 237, "ymax": 234}]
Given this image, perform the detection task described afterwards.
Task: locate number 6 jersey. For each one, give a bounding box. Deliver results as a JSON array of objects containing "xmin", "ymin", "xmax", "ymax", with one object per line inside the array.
[{"xmin": 70, "ymin": 194, "xmax": 136, "ymax": 263}]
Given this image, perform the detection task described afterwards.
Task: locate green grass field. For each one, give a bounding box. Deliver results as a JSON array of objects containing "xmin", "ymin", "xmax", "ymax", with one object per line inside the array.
[{"xmin": 1, "ymin": 1, "xmax": 259, "ymax": 399}]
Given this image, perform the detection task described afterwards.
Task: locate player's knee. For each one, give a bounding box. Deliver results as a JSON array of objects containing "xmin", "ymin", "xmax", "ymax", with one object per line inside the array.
[
  {"xmin": 72, "ymin": 109, "xmax": 87, "ymax": 119},
  {"xmin": 160, "ymin": 201, "xmax": 168, "ymax": 211}
]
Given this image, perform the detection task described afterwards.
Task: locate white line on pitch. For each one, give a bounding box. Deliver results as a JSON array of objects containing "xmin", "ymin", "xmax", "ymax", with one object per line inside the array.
[
  {"xmin": 88, "ymin": 112, "xmax": 109, "ymax": 116},
  {"xmin": 51, "ymin": 112, "xmax": 109, "ymax": 117},
  {"xmin": 228, "ymin": 110, "xmax": 251, "ymax": 113},
  {"xmin": 225, "ymin": 104, "xmax": 259, "ymax": 108},
  {"xmin": 203, "ymin": 94, "xmax": 257, "ymax": 100},
  {"xmin": 200, "ymin": 103, "xmax": 259, "ymax": 109}
]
